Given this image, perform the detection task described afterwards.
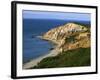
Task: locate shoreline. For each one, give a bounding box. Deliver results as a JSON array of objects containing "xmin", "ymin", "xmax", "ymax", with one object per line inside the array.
[
  {"xmin": 23, "ymin": 48, "xmax": 59, "ymax": 69},
  {"xmin": 23, "ymin": 36, "xmax": 59, "ymax": 69},
  {"xmin": 36, "ymin": 36, "xmax": 59, "ymax": 45}
]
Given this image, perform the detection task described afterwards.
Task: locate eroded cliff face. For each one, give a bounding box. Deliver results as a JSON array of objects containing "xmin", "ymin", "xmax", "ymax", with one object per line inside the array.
[{"xmin": 42, "ymin": 23, "xmax": 90, "ymax": 52}]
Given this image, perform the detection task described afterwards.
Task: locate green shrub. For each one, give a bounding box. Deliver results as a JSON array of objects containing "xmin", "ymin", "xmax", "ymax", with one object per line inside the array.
[{"xmin": 31, "ymin": 48, "xmax": 90, "ymax": 69}]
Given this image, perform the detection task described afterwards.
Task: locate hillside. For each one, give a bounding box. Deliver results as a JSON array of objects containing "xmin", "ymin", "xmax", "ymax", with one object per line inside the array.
[
  {"xmin": 42, "ymin": 22, "xmax": 90, "ymax": 52},
  {"xmin": 33, "ymin": 48, "xmax": 90, "ymax": 68}
]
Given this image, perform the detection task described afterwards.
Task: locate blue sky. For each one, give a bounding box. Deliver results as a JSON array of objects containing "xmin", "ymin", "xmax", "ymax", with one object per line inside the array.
[{"xmin": 23, "ymin": 10, "xmax": 90, "ymax": 21}]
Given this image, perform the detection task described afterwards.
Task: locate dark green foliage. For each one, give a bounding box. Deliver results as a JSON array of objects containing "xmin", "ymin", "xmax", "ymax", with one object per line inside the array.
[
  {"xmin": 73, "ymin": 22, "xmax": 90, "ymax": 27},
  {"xmin": 65, "ymin": 35, "xmax": 76, "ymax": 43},
  {"xmin": 31, "ymin": 48, "xmax": 91, "ymax": 69},
  {"xmin": 73, "ymin": 22, "xmax": 90, "ymax": 32}
]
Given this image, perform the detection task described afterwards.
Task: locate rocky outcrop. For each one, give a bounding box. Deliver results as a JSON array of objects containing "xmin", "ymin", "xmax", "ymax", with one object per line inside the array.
[{"xmin": 42, "ymin": 23, "xmax": 90, "ymax": 52}]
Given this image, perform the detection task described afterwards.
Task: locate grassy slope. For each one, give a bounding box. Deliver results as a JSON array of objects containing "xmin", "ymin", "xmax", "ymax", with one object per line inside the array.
[{"xmin": 32, "ymin": 48, "xmax": 90, "ymax": 69}]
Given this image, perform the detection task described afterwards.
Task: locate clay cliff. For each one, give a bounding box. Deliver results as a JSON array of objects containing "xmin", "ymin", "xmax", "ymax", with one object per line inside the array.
[{"xmin": 42, "ymin": 23, "xmax": 90, "ymax": 52}]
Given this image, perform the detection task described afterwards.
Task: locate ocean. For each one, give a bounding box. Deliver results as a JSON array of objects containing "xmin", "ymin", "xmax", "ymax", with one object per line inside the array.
[{"xmin": 23, "ymin": 19, "xmax": 90, "ymax": 63}]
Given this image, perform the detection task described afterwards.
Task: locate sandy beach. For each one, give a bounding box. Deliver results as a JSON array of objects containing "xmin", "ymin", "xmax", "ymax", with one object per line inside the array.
[{"xmin": 23, "ymin": 48, "xmax": 59, "ymax": 69}]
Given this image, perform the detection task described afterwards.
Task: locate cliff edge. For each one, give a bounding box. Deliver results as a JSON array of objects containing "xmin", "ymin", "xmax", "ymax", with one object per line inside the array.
[{"xmin": 42, "ymin": 23, "xmax": 90, "ymax": 52}]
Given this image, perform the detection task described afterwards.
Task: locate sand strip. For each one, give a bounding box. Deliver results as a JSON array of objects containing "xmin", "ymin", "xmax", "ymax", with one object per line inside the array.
[{"xmin": 23, "ymin": 48, "xmax": 59, "ymax": 69}]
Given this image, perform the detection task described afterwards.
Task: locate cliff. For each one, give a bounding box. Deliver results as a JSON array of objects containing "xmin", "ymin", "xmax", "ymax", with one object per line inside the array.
[{"xmin": 42, "ymin": 23, "xmax": 90, "ymax": 52}]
